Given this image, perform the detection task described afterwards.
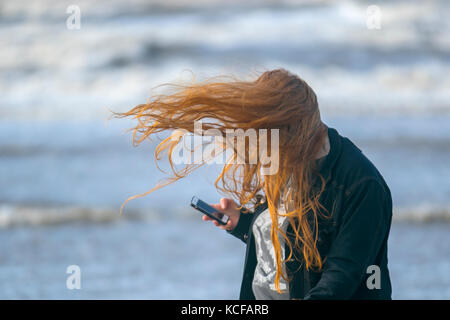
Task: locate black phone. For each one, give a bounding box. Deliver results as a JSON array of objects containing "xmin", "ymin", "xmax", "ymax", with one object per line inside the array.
[{"xmin": 191, "ymin": 196, "xmax": 229, "ymax": 225}]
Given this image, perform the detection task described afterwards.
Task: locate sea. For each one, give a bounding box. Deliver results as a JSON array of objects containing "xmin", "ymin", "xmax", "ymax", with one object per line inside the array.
[{"xmin": 0, "ymin": 0, "xmax": 449, "ymax": 299}]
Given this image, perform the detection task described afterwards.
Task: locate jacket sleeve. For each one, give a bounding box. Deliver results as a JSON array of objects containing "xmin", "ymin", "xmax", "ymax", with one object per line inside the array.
[
  {"xmin": 303, "ymin": 178, "xmax": 392, "ymax": 300},
  {"xmin": 226, "ymin": 207, "xmax": 254, "ymax": 243}
]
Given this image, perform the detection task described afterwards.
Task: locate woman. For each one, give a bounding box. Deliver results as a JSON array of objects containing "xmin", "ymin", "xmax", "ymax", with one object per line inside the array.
[{"xmin": 115, "ymin": 68, "xmax": 393, "ymax": 300}]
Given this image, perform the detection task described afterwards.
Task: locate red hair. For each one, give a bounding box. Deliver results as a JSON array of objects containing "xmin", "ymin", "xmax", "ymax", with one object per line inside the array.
[{"xmin": 113, "ymin": 68, "xmax": 329, "ymax": 292}]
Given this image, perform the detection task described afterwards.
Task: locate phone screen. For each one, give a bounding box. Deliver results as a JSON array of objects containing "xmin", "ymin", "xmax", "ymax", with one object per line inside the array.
[{"xmin": 191, "ymin": 196, "xmax": 229, "ymax": 225}]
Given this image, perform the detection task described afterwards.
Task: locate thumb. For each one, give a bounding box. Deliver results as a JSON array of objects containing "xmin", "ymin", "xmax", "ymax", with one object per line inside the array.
[{"xmin": 220, "ymin": 198, "xmax": 230, "ymax": 211}]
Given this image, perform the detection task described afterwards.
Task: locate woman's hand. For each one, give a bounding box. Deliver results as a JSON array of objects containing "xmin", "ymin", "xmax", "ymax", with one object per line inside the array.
[{"xmin": 202, "ymin": 198, "xmax": 241, "ymax": 231}]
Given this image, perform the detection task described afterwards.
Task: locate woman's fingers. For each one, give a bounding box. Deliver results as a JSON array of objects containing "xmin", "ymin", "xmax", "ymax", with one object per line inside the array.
[
  {"xmin": 220, "ymin": 198, "xmax": 228, "ymax": 210},
  {"xmin": 210, "ymin": 203, "xmax": 222, "ymax": 211},
  {"xmin": 202, "ymin": 213, "xmax": 220, "ymax": 225},
  {"xmin": 201, "ymin": 199, "xmax": 239, "ymax": 231},
  {"xmin": 218, "ymin": 219, "xmax": 233, "ymax": 231}
]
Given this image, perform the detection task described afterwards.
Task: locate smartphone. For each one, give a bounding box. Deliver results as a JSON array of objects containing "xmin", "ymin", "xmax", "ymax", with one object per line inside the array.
[{"xmin": 191, "ymin": 196, "xmax": 229, "ymax": 225}]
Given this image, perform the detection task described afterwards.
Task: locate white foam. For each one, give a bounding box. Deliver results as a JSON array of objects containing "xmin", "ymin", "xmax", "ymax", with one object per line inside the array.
[
  {"xmin": 0, "ymin": 202, "xmax": 449, "ymax": 229},
  {"xmin": 0, "ymin": 204, "xmax": 160, "ymax": 228},
  {"xmin": 1, "ymin": 0, "xmax": 449, "ymax": 120}
]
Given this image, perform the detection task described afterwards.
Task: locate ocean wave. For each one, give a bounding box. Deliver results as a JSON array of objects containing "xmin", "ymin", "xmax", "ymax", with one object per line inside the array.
[
  {"xmin": 0, "ymin": 203, "xmax": 449, "ymax": 228},
  {"xmin": 1, "ymin": 0, "xmax": 449, "ymax": 121},
  {"xmin": 393, "ymin": 205, "xmax": 450, "ymax": 223},
  {"xmin": 1, "ymin": 1, "xmax": 449, "ymax": 72},
  {"xmin": 0, "ymin": 205, "xmax": 160, "ymax": 228},
  {"xmin": 0, "ymin": 0, "xmax": 333, "ymax": 21}
]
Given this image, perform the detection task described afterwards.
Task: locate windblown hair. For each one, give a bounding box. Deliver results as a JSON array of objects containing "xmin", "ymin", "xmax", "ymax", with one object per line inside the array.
[{"xmin": 113, "ymin": 68, "xmax": 329, "ymax": 293}]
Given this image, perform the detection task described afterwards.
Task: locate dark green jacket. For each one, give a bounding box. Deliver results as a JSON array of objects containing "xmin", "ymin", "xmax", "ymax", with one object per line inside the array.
[{"xmin": 228, "ymin": 126, "xmax": 393, "ymax": 300}]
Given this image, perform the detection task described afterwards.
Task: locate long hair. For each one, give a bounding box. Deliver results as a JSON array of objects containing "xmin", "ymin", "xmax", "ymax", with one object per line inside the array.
[{"xmin": 113, "ymin": 68, "xmax": 329, "ymax": 292}]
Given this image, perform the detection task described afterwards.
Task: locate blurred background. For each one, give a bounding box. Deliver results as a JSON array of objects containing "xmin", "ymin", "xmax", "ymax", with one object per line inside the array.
[{"xmin": 0, "ymin": 0, "xmax": 449, "ymax": 299}]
